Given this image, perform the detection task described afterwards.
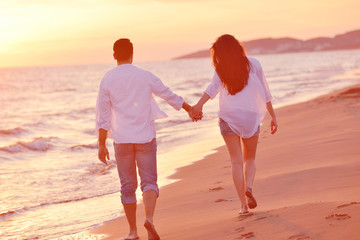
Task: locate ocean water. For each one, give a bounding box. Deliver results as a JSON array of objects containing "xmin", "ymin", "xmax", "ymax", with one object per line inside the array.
[{"xmin": 1, "ymin": 49, "xmax": 360, "ymax": 240}]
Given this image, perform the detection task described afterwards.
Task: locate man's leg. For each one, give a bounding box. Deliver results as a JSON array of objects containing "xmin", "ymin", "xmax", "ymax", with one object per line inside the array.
[
  {"xmin": 143, "ymin": 189, "xmax": 157, "ymax": 222},
  {"xmin": 136, "ymin": 139, "xmax": 160, "ymax": 239},
  {"xmin": 114, "ymin": 142, "xmax": 139, "ymax": 239},
  {"xmin": 123, "ymin": 203, "xmax": 137, "ymax": 238}
]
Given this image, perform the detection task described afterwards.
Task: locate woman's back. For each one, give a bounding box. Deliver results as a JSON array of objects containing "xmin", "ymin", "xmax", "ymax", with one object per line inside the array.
[{"xmin": 205, "ymin": 57, "xmax": 272, "ymax": 137}]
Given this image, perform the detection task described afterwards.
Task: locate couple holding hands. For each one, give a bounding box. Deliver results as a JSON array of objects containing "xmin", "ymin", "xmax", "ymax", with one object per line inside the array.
[{"xmin": 96, "ymin": 34, "xmax": 277, "ymax": 240}]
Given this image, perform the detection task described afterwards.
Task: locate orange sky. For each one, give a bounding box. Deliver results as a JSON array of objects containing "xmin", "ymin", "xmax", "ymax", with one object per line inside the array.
[{"xmin": 0, "ymin": 0, "xmax": 359, "ymax": 68}]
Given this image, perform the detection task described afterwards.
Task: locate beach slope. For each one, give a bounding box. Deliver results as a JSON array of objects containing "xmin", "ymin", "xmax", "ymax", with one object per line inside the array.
[{"xmin": 91, "ymin": 84, "xmax": 360, "ymax": 240}]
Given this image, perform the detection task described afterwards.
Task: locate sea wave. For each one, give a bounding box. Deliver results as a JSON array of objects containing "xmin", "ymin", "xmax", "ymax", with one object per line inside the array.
[
  {"xmin": 0, "ymin": 210, "xmax": 16, "ymax": 217},
  {"xmin": 155, "ymin": 118, "xmax": 193, "ymax": 130},
  {"xmin": 0, "ymin": 127, "xmax": 25, "ymax": 136},
  {"xmin": 183, "ymin": 77, "xmax": 210, "ymax": 88},
  {"xmin": 0, "ymin": 191, "xmax": 118, "ymax": 219},
  {"xmin": 275, "ymin": 90, "xmax": 297, "ymax": 100},
  {"xmin": 87, "ymin": 161, "xmax": 117, "ymax": 175},
  {"xmin": 45, "ymin": 88, "xmax": 77, "ymax": 93},
  {"xmin": 43, "ymin": 107, "xmax": 95, "ymax": 118},
  {"xmin": 0, "ymin": 137, "xmax": 56, "ymax": 153},
  {"xmin": 70, "ymin": 143, "xmax": 98, "ymax": 150},
  {"xmin": 76, "ymin": 107, "xmax": 95, "ymax": 114},
  {"xmin": 83, "ymin": 129, "xmax": 97, "ymax": 135}
]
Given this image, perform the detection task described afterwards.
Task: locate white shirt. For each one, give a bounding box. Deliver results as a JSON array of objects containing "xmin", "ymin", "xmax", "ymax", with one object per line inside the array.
[
  {"xmin": 205, "ymin": 57, "xmax": 272, "ymax": 138},
  {"xmin": 96, "ymin": 64, "xmax": 184, "ymax": 143}
]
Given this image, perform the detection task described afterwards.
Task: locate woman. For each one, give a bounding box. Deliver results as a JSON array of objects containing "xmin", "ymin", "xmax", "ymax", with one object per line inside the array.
[{"xmin": 191, "ymin": 34, "xmax": 277, "ymax": 215}]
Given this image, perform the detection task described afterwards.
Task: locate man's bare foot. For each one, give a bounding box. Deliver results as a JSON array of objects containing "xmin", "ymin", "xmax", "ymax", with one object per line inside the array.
[
  {"xmin": 124, "ymin": 233, "xmax": 139, "ymax": 240},
  {"xmin": 144, "ymin": 219, "xmax": 160, "ymax": 240}
]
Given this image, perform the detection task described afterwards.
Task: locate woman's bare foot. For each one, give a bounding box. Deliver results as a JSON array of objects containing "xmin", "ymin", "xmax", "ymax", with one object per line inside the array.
[
  {"xmin": 246, "ymin": 187, "xmax": 257, "ymax": 209},
  {"xmin": 239, "ymin": 205, "xmax": 250, "ymax": 215}
]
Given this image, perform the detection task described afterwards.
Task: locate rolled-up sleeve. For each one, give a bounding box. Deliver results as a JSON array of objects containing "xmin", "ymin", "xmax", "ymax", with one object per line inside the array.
[
  {"xmin": 256, "ymin": 63, "xmax": 272, "ymax": 102},
  {"xmin": 205, "ymin": 72, "xmax": 221, "ymax": 99},
  {"xmin": 150, "ymin": 75, "xmax": 184, "ymax": 111},
  {"xmin": 96, "ymin": 80, "xmax": 111, "ymax": 131}
]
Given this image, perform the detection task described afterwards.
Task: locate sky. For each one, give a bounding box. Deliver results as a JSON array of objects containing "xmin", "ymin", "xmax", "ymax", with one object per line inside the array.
[{"xmin": 0, "ymin": 0, "xmax": 359, "ymax": 68}]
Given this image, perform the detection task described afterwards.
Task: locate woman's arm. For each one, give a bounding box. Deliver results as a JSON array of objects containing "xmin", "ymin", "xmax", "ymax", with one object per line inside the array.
[
  {"xmin": 266, "ymin": 101, "xmax": 278, "ymax": 134},
  {"xmin": 189, "ymin": 72, "xmax": 220, "ymax": 121}
]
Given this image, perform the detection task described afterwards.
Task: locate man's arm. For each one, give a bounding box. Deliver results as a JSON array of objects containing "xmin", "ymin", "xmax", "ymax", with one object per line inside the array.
[
  {"xmin": 182, "ymin": 102, "xmax": 191, "ymax": 112},
  {"xmin": 98, "ymin": 128, "xmax": 110, "ymax": 165},
  {"xmin": 96, "ymin": 78, "xmax": 111, "ymax": 165},
  {"xmin": 150, "ymin": 76, "xmax": 185, "ymax": 111}
]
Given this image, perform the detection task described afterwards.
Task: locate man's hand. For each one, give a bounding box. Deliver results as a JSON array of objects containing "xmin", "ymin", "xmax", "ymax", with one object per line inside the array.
[
  {"xmin": 182, "ymin": 101, "xmax": 202, "ymax": 121},
  {"xmin": 98, "ymin": 145, "xmax": 110, "ymax": 165},
  {"xmin": 190, "ymin": 104, "xmax": 203, "ymax": 122}
]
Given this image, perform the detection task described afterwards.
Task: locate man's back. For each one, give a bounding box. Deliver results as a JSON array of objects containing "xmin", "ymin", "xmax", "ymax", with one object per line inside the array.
[{"xmin": 96, "ymin": 64, "xmax": 183, "ymax": 144}]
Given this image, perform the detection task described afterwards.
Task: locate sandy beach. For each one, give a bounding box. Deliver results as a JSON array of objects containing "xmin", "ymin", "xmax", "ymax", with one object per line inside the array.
[{"xmin": 90, "ymin": 84, "xmax": 360, "ymax": 240}]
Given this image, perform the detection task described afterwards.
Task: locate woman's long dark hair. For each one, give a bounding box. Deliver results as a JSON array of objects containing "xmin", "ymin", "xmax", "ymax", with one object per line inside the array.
[{"xmin": 211, "ymin": 34, "xmax": 250, "ymax": 95}]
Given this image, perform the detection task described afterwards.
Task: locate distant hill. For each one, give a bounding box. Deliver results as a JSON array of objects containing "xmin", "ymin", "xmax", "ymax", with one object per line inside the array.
[{"xmin": 173, "ymin": 29, "xmax": 360, "ymax": 59}]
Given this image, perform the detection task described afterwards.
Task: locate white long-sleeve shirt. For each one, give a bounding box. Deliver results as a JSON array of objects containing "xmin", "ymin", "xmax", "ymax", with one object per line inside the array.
[
  {"xmin": 205, "ymin": 57, "xmax": 272, "ymax": 138},
  {"xmin": 96, "ymin": 64, "xmax": 184, "ymax": 143}
]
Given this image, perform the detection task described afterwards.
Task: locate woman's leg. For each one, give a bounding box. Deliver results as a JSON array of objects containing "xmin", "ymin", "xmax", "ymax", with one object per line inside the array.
[
  {"xmin": 242, "ymin": 134, "xmax": 259, "ymax": 209},
  {"xmin": 222, "ymin": 134, "xmax": 247, "ymax": 212},
  {"xmin": 242, "ymin": 134, "xmax": 259, "ymax": 190}
]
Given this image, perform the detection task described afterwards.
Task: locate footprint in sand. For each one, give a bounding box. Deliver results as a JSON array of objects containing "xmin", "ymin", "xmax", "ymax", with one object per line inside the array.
[
  {"xmin": 325, "ymin": 214, "xmax": 351, "ymax": 220},
  {"xmin": 235, "ymin": 232, "xmax": 255, "ymax": 239},
  {"xmin": 215, "ymin": 198, "xmax": 231, "ymax": 202},
  {"xmin": 337, "ymin": 202, "xmax": 360, "ymax": 209},
  {"xmin": 253, "ymin": 216, "xmax": 267, "ymax": 221},
  {"xmin": 325, "ymin": 213, "xmax": 351, "ymax": 220},
  {"xmin": 209, "ymin": 186, "xmax": 224, "ymax": 191},
  {"xmin": 235, "ymin": 227, "xmax": 245, "ymax": 232},
  {"xmin": 288, "ymin": 233, "xmax": 310, "ymax": 240},
  {"xmin": 238, "ymin": 213, "xmax": 254, "ymax": 221},
  {"xmin": 241, "ymin": 232, "xmax": 255, "ymax": 239}
]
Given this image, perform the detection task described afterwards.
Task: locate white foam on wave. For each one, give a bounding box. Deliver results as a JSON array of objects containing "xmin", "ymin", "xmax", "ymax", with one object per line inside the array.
[
  {"xmin": 0, "ymin": 137, "xmax": 55, "ymax": 153},
  {"xmin": 0, "ymin": 127, "xmax": 24, "ymax": 136},
  {"xmin": 70, "ymin": 143, "xmax": 98, "ymax": 150},
  {"xmin": 51, "ymin": 232, "xmax": 107, "ymax": 240}
]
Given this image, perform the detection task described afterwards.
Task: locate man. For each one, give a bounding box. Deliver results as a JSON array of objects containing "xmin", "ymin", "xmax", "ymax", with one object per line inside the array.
[{"xmin": 96, "ymin": 38, "xmax": 193, "ymax": 240}]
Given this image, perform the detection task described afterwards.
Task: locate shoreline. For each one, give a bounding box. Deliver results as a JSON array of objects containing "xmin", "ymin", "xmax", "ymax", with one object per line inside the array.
[{"xmin": 89, "ymin": 83, "xmax": 360, "ymax": 240}]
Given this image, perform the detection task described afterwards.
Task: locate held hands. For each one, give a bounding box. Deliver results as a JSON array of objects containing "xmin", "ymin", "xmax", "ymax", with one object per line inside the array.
[{"xmin": 188, "ymin": 104, "xmax": 203, "ymax": 122}]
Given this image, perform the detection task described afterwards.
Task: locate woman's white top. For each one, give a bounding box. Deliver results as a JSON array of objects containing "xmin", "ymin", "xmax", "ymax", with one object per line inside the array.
[
  {"xmin": 205, "ymin": 57, "xmax": 272, "ymax": 138},
  {"xmin": 96, "ymin": 64, "xmax": 184, "ymax": 143}
]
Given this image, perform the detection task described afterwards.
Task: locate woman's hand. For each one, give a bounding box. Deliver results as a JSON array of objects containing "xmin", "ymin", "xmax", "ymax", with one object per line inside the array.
[
  {"xmin": 190, "ymin": 104, "xmax": 203, "ymax": 122},
  {"xmin": 270, "ymin": 117, "xmax": 278, "ymax": 134},
  {"xmin": 266, "ymin": 102, "xmax": 277, "ymax": 134},
  {"xmin": 188, "ymin": 93, "xmax": 210, "ymax": 122}
]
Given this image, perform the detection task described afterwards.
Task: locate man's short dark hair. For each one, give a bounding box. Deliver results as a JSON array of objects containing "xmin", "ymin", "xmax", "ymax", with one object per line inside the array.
[{"xmin": 113, "ymin": 38, "xmax": 133, "ymax": 61}]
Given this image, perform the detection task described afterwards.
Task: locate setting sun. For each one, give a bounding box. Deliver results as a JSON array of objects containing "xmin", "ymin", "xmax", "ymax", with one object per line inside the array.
[{"xmin": 0, "ymin": 0, "xmax": 359, "ymax": 67}]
